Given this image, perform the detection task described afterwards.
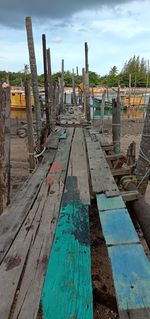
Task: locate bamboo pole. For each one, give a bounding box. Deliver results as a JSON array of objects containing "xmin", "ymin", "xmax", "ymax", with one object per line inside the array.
[
  {"xmin": 0, "ymin": 85, "xmax": 11, "ymax": 214},
  {"xmin": 112, "ymin": 89, "xmax": 121, "ymax": 154},
  {"xmin": 25, "ymin": 17, "xmax": 41, "ymax": 143},
  {"xmin": 25, "ymin": 81, "xmax": 36, "ymax": 172},
  {"xmin": 42, "ymin": 34, "xmax": 50, "ymax": 129}
]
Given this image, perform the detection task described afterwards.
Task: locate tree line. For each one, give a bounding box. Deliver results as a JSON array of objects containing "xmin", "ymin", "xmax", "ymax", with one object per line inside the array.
[{"xmin": 0, "ymin": 56, "xmax": 149, "ymax": 88}]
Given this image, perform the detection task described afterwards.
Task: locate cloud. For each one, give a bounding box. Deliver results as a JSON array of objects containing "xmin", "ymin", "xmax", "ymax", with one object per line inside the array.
[
  {"xmin": 0, "ymin": 0, "xmax": 142, "ymax": 28},
  {"xmin": 51, "ymin": 35, "xmax": 63, "ymax": 43}
]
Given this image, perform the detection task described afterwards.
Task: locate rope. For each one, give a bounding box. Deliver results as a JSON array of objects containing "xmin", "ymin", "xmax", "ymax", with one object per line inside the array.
[{"xmin": 34, "ymin": 146, "xmax": 46, "ymax": 159}]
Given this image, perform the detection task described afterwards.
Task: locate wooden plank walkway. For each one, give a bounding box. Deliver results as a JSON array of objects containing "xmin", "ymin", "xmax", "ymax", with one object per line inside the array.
[
  {"xmin": 97, "ymin": 193, "xmax": 150, "ymax": 318},
  {"xmin": 85, "ymin": 130, "xmax": 119, "ymax": 196},
  {"xmin": 42, "ymin": 177, "xmax": 93, "ymax": 319},
  {"xmin": 0, "ymin": 128, "xmax": 74, "ymax": 319}
]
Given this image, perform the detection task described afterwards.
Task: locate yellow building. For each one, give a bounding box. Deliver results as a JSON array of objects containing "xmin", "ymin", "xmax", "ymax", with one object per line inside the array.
[{"xmin": 11, "ymin": 89, "xmax": 34, "ymax": 109}]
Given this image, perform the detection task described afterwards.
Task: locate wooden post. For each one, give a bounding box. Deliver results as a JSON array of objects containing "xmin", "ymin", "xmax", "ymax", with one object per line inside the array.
[
  {"xmin": 42, "ymin": 34, "xmax": 50, "ymax": 129},
  {"xmin": 60, "ymin": 59, "xmax": 64, "ymax": 112},
  {"xmin": 112, "ymin": 89, "xmax": 121, "ymax": 154},
  {"xmin": 76, "ymin": 66, "xmax": 79, "ymax": 77},
  {"xmin": 136, "ymin": 97, "xmax": 150, "ymax": 194},
  {"xmin": 25, "ymin": 17, "xmax": 41, "ymax": 143},
  {"xmin": 47, "ymin": 48, "xmax": 54, "ymax": 128},
  {"xmin": 72, "ymin": 69, "xmax": 76, "ymax": 106},
  {"xmin": 129, "ymin": 73, "xmax": 131, "ymax": 106},
  {"xmin": 127, "ymin": 141, "xmax": 136, "ymax": 166},
  {"xmin": 25, "ymin": 81, "xmax": 36, "ymax": 172},
  {"xmin": 84, "ymin": 42, "xmax": 90, "ymax": 121},
  {"xmin": 82, "ymin": 67, "xmax": 86, "ymax": 114},
  {"xmin": 101, "ymin": 90, "xmax": 106, "ymax": 131},
  {"xmin": 0, "ymin": 85, "xmax": 11, "ymax": 214}
]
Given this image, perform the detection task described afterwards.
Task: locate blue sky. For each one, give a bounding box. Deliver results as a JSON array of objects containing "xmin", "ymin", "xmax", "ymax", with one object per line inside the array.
[{"xmin": 0, "ymin": 0, "xmax": 149, "ymax": 75}]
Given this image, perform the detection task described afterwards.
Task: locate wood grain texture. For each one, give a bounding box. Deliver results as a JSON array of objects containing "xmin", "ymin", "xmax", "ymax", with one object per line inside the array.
[
  {"xmin": 0, "ymin": 149, "xmax": 56, "ymax": 264},
  {"xmin": 108, "ymin": 244, "xmax": 150, "ymax": 317},
  {"xmin": 68, "ymin": 128, "xmax": 90, "ymax": 205},
  {"xmin": 85, "ymin": 134, "xmax": 119, "ymax": 196},
  {"xmin": 99, "ymin": 209, "xmax": 139, "ymax": 246},
  {"xmin": 11, "ymin": 128, "xmax": 74, "ymax": 319},
  {"xmin": 42, "ymin": 176, "xmax": 93, "ymax": 319}
]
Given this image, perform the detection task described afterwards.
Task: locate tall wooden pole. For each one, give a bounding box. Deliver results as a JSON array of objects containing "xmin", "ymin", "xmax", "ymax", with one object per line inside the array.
[
  {"xmin": 0, "ymin": 85, "xmax": 10, "ymax": 214},
  {"xmin": 47, "ymin": 48, "xmax": 53, "ymax": 128},
  {"xmin": 136, "ymin": 97, "xmax": 150, "ymax": 194},
  {"xmin": 82, "ymin": 67, "xmax": 86, "ymax": 114},
  {"xmin": 112, "ymin": 88, "xmax": 121, "ymax": 154},
  {"xmin": 72, "ymin": 68, "xmax": 76, "ymax": 106},
  {"xmin": 42, "ymin": 34, "xmax": 50, "ymax": 129},
  {"xmin": 129, "ymin": 73, "xmax": 132, "ymax": 106},
  {"xmin": 25, "ymin": 17, "xmax": 41, "ymax": 143},
  {"xmin": 60, "ymin": 59, "xmax": 64, "ymax": 113},
  {"xmin": 84, "ymin": 42, "xmax": 90, "ymax": 121},
  {"xmin": 25, "ymin": 81, "xmax": 36, "ymax": 172}
]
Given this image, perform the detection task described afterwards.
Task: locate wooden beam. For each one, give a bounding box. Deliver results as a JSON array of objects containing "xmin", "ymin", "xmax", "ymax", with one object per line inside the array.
[
  {"xmin": 42, "ymin": 34, "xmax": 50, "ymax": 129},
  {"xmin": 24, "ymin": 81, "xmax": 36, "ymax": 172},
  {"xmin": 112, "ymin": 90, "xmax": 121, "ymax": 154},
  {"xmin": 25, "ymin": 17, "xmax": 41, "ymax": 142},
  {"xmin": 121, "ymin": 190, "xmax": 141, "ymax": 202},
  {"xmin": 0, "ymin": 85, "xmax": 11, "ymax": 214},
  {"xmin": 111, "ymin": 167, "xmax": 131, "ymax": 177}
]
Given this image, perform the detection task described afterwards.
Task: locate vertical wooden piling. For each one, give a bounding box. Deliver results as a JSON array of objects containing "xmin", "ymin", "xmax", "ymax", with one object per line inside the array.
[
  {"xmin": 129, "ymin": 73, "xmax": 132, "ymax": 106},
  {"xmin": 25, "ymin": 81, "xmax": 36, "ymax": 172},
  {"xmin": 101, "ymin": 90, "xmax": 106, "ymax": 131},
  {"xmin": 0, "ymin": 85, "xmax": 11, "ymax": 214},
  {"xmin": 112, "ymin": 89, "xmax": 121, "ymax": 154},
  {"xmin": 25, "ymin": 17, "xmax": 41, "ymax": 143},
  {"xmin": 82, "ymin": 67, "xmax": 86, "ymax": 113},
  {"xmin": 84, "ymin": 42, "xmax": 90, "ymax": 121},
  {"xmin": 60, "ymin": 59, "xmax": 64, "ymax": 112},
  {"xmin": 42, "ymin": 34, "xmax": 50, "ymax": 129},
  {"xmin": 47, "ymin": 48, "xmax": 53, "ymax": 128},
  {"xmin": 72, "ymin": 69, "xmax": 76, "ymax": 106},
  {"xmin": 136, "ymin": 97, "xmax": 150, "ymax": 194}
]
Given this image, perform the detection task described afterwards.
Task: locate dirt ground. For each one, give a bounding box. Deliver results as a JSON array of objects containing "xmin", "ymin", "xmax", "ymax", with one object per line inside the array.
[{"xmin": 10, "ymin": 117, "xmax": 150, "ymax": 319}]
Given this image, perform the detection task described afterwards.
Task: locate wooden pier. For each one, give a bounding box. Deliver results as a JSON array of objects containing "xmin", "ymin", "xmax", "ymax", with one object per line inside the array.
[{"xmin": 1, "ymin": 114, "xmax": 150, "ymax": 318}]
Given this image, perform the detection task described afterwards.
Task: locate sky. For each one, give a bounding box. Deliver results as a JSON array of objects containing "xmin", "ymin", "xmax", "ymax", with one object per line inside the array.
[{"xmin": 0, "ymin": 0, "xmax": 150, "ymax": 75}]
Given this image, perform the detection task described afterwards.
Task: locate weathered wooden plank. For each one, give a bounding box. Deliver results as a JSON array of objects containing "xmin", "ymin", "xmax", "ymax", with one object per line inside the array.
[
  {"xmin": 0, "ymin": 180, "xmax": 49, "ymax": 319},
  {"xmin": 11, "ymin": 128, "xmax": 74, "ymax": 319},
  {"xmin": 85, "ymin": 135, "xmax": 119, "ymax": 196},
  {"xmin": 121, "ymin": 190, "xmax": 141, "ymax": 202},
  {"xmin": 111, "ymin": 167, "xmax": 131, "ymax": 177},
  {"xmin": 45, "ymin": 130, "xmax": 61, "ymax": 149},
  {"xmin": 96, "ymin": 194, "xmax": 125, "ymax": 211},
  {"xmin": 108, "ymin": 244, "xmax": 150, "ymax": 318},
  {"xmin": 0, "ymin": 149, "xmax": 56, "ymax": 264},
  {"xmin": 68, "ymin": 128, "xmax": 90, "ymax": 205},
  {"xmin": 99, "ymin": 209, "xmax": 139, "ymax": 246},
  {"xmin": 41, "ymin": 176, "xmax": 93, "ymax": 319}
]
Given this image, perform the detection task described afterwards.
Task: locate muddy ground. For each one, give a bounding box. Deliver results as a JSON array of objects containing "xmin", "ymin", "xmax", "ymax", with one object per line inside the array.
[{"xmin": 10, "ymin": 117, "xmax": 149, "ymax": 319}]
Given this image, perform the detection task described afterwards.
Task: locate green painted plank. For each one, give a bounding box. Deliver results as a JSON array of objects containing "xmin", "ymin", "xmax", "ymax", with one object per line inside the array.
[
  {"xmin": 99, "ymin": 209, "xmax": 139, "ymax": 246},
  {"xmin": 59, "ymin": 132, "xmax": 67, "ymax": 140},
  {"xmin": 42, "ymin": 177, "xmax": 93, "ymax": 319},
  {"xmin": 96, "ymin": 194, "xmax": 125, "ymax": 212},
  {"xmin": 108, "ymin": 244, "xmax": 150, "ymax": 311}
]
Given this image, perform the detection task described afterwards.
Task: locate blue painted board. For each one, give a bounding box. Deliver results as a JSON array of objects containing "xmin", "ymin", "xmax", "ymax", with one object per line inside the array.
[
  {"xmin": 42, "ymin": 199, "xmax": 93, "ymax": 319},
  {"xmin": 99, "ymin": 209, "xmax": 139, "ymax": 246},
  {"xmin": 96, "ymin": 194, "xmax": 125, "ymax": 212},
  {"xmin": 108, "ymin": 244, "xmax": 150, "ymax": 310},
  {"xmin": 59, "ymin": 132, "xmax": 67, "ymax": 139}
]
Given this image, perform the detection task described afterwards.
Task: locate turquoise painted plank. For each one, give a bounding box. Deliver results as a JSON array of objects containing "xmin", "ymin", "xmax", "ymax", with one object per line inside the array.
[
  {"xmin": 108, "ymin": 244, "xmax": 150, "ymax": 310},
  {"xmin": 96, "ymin": 194, "xmax": 125, "ymax": 212},
  {"xmin": 59, "ymin": 132, "xmax": 67, "ymax": 140},
  {"xmin": 99, "ymin": 209, "xmax": 139, "ymax": 246},
  {"xmin": 42, "ymin": 180, "xmax": 93, "ymax": 319}
]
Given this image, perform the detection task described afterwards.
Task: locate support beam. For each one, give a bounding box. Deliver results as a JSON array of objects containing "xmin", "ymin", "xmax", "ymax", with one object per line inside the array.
[
  {"xmin": 0, "ymin": 85, "xmax": 10, "ymax": 214},
  {"xmin": 25, "ymin": 81, "xmax": 36, "ymax": 172},
  {"xmin": 42, "ymin": 34, "xmax": 50, "ymax": 129},
  {"xmin": 112, "ymin": 91, "xmax": 121, "ymax": 154},
  {"xmin": 25, "ymin": 17, "xmax": 41, "ymax": 143}
]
